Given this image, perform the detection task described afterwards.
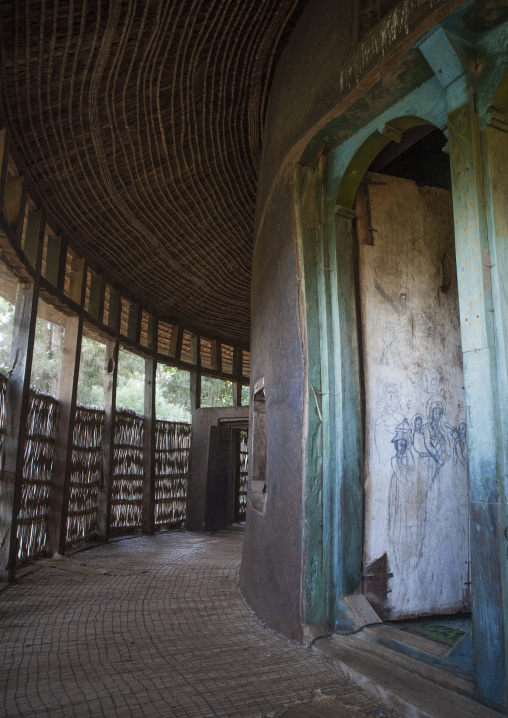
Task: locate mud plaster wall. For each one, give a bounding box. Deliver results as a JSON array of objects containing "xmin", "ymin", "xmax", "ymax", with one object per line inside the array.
[
  {"xmin": 359, "ymin": 174, "xmax": 469, "ymax": 619},
  {"xmin": 246, "ymin": 0, "xmax": 465, "ymax": 639},
  {"xmin": 240, "ymin": 175, "xmax": 305, "ymax": 640}
]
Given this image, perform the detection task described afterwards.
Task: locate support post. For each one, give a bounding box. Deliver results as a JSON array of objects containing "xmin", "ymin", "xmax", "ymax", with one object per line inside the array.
[
  {"xmin": 46, "ymin": 314, "xmax": 83, "ymax": 555},
  {"xmin": 96, "ymin": 339, "xmax": 119, "ymax": 542},
  {"xmin": 190, "ymin": 371, "xmax": 201, "ymax": 418},
  {"xmin": 233, "ymin": 382, "xmax": 242, "ymax": 406},
  {"xmin": 0, "ymin": 282, "xmax": 39, "ymax": 579},
  {"xmin": 233, "ymin": 348, "xmax": 242, "ymax": 406},
  {"xmin": 448, "ymin": 101, "xmax": 506, "ymax": 709},
  {"xmin": 481, "ymin": 112, "xmax": 508, "ymax": 711},
  {"xmin": 331, "ymin": 208, "xmax": 363, "ymax": 605},
  {"xmin": 142, "ymin": 357, "xmax": 156, "ymax": 534}
]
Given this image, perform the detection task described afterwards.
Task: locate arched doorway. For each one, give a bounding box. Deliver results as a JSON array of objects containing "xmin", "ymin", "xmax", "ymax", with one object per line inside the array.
[{"xmin": 350, "ymin": 125, "xmax": 470, "ymax": 620}]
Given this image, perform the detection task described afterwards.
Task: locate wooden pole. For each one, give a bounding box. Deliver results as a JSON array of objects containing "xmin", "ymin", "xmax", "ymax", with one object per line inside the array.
[
  {"xmin": 448, "ymin": 101, "xmax": 506, "ymax": 708},
  {"xmin": 233, "ymin": 381, "xmax": 242, "ymax": 406},
  {"xmin": 96, "ymin": 339, "xmax": 119, "ymax": 542},
  {"xmin": 0, "ymin": 281, "xmax": 39, "ymax": 579},
  {"xmin": 46, "ymin": 313, "xmax": 83, "ymax": 555},
  {"xmin": 142, "ymin": 356, "xmax": 156, "ymax": 534},
  {"xmin": 233, "ymin": 347, "xmax": 242, "ymax": 406},
  {"xmin": 190, "ymin": 371, "xmax": 201, "ymax": 418}
]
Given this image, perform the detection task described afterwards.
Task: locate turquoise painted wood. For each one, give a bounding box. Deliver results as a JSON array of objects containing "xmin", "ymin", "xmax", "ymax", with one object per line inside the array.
[
  {"xmin": 448, "ymin": 101, "xmax": 505, "ymax": 710},
  {"xmin": 296, "ymin": 165, "xmax": 327, "ymax": 625},
  {"xmin": 299, "ymin": 9, "xmax": 508, "ymax": 709},
  {"xmin": 480, "ymin": 120, "xmax": 508, "ymax": 710},
  {"xmin": 331, "ymin": 212, "xmax": 363, "ymax": 605}
]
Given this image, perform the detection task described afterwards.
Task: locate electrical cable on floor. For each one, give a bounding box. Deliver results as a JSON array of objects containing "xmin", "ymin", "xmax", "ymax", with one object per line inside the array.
[{"xmin": 309, "ymin": 621, "xmax": 386, "ymax": 648}]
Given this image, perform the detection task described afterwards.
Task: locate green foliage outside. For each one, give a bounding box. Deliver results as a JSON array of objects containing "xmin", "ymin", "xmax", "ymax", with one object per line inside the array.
[
  {"xmin": 157, "ymin": 365, "xmax": 191, "ymax": 422},
  {"xmin": 200, "ymin": 375, "xmax": 233, "ymax": 407},
  {"xmin": 0, "ymin": 296, "xmax": 66, "ymax": 395},
  {"xmin": 76, "ymin": 336, "xmax": 107, "ymax": 407},
  {"xmin": 0, "ymin": 296, "xmax": 14, "ymax": 377},
  {"xmin": 30, "ymin": 318, "xmax": 65, "ymax": 395},
  {"xmin": 0, "ymin": 295, "xmax": 249, "ymax": 420}
]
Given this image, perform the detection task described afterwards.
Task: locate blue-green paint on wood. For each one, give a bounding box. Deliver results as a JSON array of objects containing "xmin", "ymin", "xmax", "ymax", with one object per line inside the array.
[{"xmin": 448, "ymin": 101, "xmax": 506, "ymax": 709}]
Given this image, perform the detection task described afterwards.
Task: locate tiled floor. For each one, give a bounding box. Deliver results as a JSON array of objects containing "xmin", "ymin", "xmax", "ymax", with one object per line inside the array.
[{"xmin": 0, "ymin": 530, "xmax": 398, "ymax": 717}]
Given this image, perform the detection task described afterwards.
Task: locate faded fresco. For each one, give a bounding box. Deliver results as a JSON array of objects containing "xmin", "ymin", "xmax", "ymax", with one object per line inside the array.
[{"xmin": 359, "ymin": 174, "xmax": 470, "ymax": 619}]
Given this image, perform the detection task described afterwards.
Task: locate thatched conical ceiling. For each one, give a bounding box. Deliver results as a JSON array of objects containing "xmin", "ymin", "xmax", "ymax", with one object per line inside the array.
[{"xmin": 0, "ymin": 0, "xmax": 305, "ymax": 345}]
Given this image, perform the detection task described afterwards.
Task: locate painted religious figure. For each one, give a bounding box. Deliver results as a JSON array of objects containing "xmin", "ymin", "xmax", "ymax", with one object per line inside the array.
[{"xmin": 360, "ymin": 174, "xmax": 470, "ymax": 618}]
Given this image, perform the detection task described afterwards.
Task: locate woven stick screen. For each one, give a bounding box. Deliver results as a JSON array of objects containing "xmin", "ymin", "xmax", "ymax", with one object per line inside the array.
[
  {"xmin": 155, "ymin": 420, "xmax": 191, "ymax": 528},
  {"xmin": 66, "ymin": 407, "xmax": 104, "ymax": 547},
  {"xmin": 111, "ymin": 411, "xmax": 144, "ymax": 532},
  {"xmin": 17, "ymin": 390, "xmax": 58, "ymax": 562},
  {"xmin": 238, "ymin": 429, "xmax": 249, "ymax": 522}
]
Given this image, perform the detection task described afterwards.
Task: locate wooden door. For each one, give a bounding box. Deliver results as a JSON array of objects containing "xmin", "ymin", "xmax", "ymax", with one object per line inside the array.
[{"xmin": 357, "ymin": 173, "xmax": 470, "ymax": 620}]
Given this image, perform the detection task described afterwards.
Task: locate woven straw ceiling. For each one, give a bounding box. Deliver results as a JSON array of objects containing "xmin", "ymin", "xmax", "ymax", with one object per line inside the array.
[{"xmin": 0, "ymin": 1, "xmax": 305, "ymax": 346}]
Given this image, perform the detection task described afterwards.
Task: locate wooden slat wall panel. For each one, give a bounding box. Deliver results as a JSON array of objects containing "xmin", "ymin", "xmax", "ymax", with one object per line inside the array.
[
  {"xmin": 238, "ymin": 429, "xmax": 248, "ymax": 521},
  {"xmin": 154, "ymin": 420, "xmax": 191, "ymax": 528},
  {"xmin": 17, "ymin": 390, "xmax": 58, "ymax": 562},
  {"xmin": 111, "ymin": 411, "xmax": 144, "ymax": 532},
  {"xmin": 66, "ymin": 406, "xmax": 104, "ymax": 547}
]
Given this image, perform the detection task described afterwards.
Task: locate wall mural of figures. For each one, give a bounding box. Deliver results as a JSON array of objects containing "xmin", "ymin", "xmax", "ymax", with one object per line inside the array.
[{"xmin": 359, "ymin": 173, "xmax": 470, "ymax": 619}]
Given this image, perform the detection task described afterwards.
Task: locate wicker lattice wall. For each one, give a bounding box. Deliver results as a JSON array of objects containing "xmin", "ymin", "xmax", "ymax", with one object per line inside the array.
[
  {"xmin": 111, "ymin": 410, "xmax": 144, "ymax": 532},
  {"xmin": 0, "ymin": 373, "xmax": 192, "ymax": 556},
  {"xmin": 238, "ymin": 429, "xmax": 248, "ymax": 521},
  {"xmin": 155, "ymin": 420, "xmax": 191, "ymax": 528},
  {"xmin": 17, "ymin": 390, "xmax": 58, "ymax": 562},
  {"xmin": 66, "ymin": 407, "xmax": 104, "ymax": 547}
]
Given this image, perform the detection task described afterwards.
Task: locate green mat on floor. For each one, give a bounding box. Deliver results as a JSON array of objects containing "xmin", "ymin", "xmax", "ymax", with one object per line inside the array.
[{"xmin": 401, "ymin": 620, "xmax": 465, "ymax": 647}]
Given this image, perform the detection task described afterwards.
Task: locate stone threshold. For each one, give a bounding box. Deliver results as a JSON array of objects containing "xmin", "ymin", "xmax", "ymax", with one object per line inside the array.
[{"xmin": 304, "ymin": 602, "xmax": 502, "ymax": 718}]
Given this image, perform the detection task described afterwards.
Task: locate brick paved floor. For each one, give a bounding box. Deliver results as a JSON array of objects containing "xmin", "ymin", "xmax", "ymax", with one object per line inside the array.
[{"xmin": 0, "ymin": 530, "xmax": 398, "ymax": 717}]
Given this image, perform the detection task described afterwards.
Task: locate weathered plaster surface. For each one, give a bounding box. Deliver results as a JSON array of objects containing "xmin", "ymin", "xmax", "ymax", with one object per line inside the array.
[
  {"xmin": 240, "ymin": 174, "xmax": 305, "ymax": 640},
  {"xmin": 359, "ymin": 174, "xmax": 469, "ymax": 619}
]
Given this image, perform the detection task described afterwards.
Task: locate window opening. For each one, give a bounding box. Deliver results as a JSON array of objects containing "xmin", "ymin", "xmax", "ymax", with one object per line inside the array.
[{"xmin": 201, "ymin": 376, "xmax": 233, "ymax": 408}]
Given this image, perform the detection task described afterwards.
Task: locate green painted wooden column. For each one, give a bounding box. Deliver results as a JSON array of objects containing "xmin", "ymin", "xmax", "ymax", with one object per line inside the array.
[
  {"xmin": 297, "ymin": 163, "xmax": 327, "ymax": 626},
  {"xmin": 448, "ymin": 101, "xmax": 506, "ymax": 710},
  {"xmin": 332, "ymin": 208, "xmax": 363, "ymax": 608},
  {"xmin": 480, "ymin": 110, "xmax": 508, "ymax": 711},
  {"xmin": 297, "ymin": 156, "xmax": 363, "ymax": 629}
]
